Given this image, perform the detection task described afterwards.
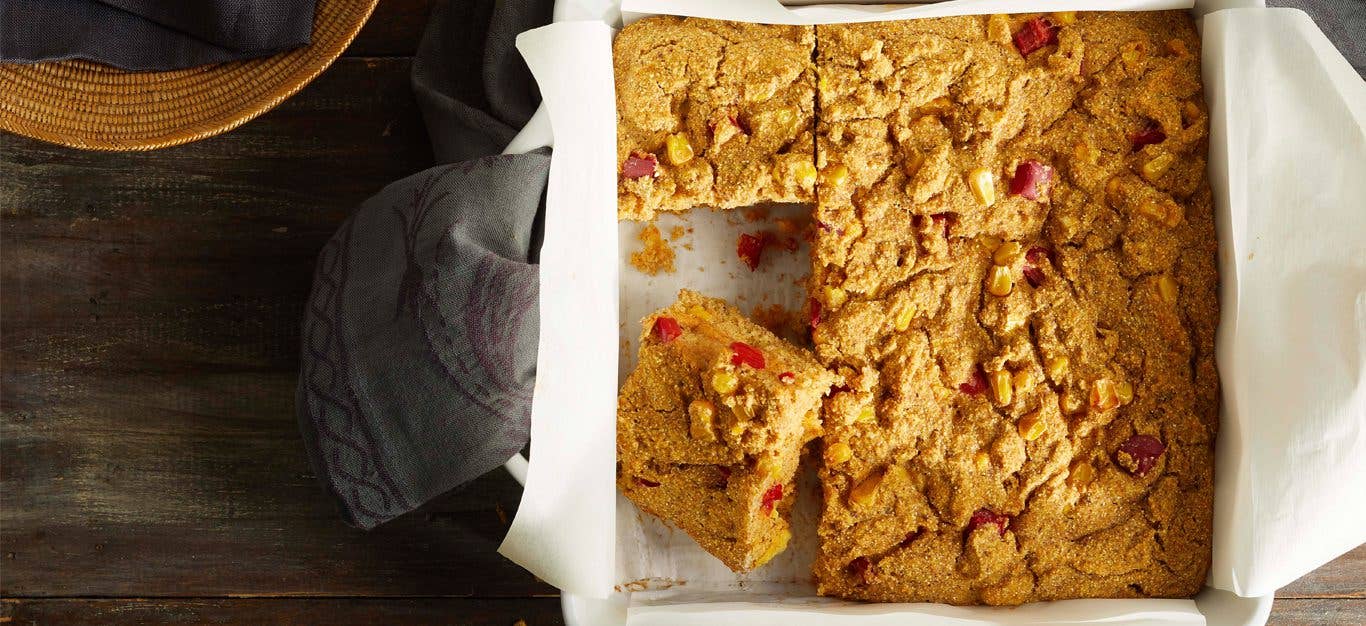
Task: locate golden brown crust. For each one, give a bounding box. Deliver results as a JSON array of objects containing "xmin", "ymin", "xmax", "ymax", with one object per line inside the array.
[
  {"xmin": 614, "ymin": 17, "xmax": 818, "ymax": 220},
  {"xmin": 810, "ymin": 12, "xmax": 1216, "ymax": 605},
  {"xmin": 617, "ymin": 290, "xmax": 838, "ymax": 572},
  {"xmin": 612, "ymin": 10, "xmax": 1217, "ymax": 602}
]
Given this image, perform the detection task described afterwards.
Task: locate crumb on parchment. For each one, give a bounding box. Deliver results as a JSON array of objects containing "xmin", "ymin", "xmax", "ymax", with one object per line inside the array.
[{"xmin": 629, "ymin": 223, "xmax": 676, "ymax": 275}]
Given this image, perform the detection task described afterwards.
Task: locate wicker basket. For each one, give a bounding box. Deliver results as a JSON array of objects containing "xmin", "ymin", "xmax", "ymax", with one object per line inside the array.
[{"xmin": 0, "ymin": 0, "xmax": 379, "ymax": 151}]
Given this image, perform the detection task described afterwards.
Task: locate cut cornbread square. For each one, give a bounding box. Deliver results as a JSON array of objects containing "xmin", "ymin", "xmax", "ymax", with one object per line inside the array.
[
  {"xmin": 810, "ymin": 12, "xmax": 1215, "ymax": 605},
  {"xmin": 613, "ymin": 17, "xmax": 817, "ymax": 221},
  {"xmin": 617, "ymin": 290, "xmax": 837, "ymax": 572}
]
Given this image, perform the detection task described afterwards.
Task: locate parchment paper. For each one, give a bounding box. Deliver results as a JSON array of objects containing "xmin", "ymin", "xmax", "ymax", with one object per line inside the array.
[{"xmin": 502, "ymin": 0, "xmax": 1366, "ymax": 621}]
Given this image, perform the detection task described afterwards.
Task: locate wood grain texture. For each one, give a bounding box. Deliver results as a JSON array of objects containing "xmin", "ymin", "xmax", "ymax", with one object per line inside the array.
[
  {"xmin": 346, "ymin": 0, "xmax": 434, "ymax": 56},
  {"xmin": 0, "ymin": 598, "xmax": 564, "ymax": 625},
  {"xmin": 0, "ymin": 58, "xmax": 548, "ymax": 599},
  {"xmin": 1268, "ymin": 599, "xmax": 1366, "ymax": 625},
  {"xmin": 1278, "ymin": 544, "xmax": 1366, "ymax": 599},
  {"xmin": 1, "ymin": 6, "xmax": 1362, "ymax": 622}
]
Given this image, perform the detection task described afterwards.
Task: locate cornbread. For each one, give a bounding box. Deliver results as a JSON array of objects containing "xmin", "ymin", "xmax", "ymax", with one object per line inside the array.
[
  {"xmin": 617, "ymin": 290, "xmax": 839, "ymax": 572},
  {"xmin": 810, "ymin": 12, "xmax": 1216, "ymax": 604},
  {"xmin": 614, "ymin": 17, "xmax": 818, "ymax": 221},
  {"xmin": 614, "ymin": 10, "xmax": 1218, "ymax": 605}
]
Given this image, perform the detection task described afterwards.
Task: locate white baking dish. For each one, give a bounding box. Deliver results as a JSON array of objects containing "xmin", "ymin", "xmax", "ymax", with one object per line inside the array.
[{"xmin": 496, "ymin": 1, "xmax": 1366, "ymax": 624}]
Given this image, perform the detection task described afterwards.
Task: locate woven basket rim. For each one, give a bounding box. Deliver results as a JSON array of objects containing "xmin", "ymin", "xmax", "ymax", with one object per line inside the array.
[{"xmin": 0, "ymin": 0, "xmax": 379, "ymax": 152}]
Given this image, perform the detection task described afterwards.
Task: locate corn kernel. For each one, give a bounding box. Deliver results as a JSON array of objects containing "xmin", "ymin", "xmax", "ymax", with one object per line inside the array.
[
  {"xmin": 974, "ymin": 451, "xmax": 991, "ymax": 471},
  {"xmin": 1017, "ymin": 410, "xmax": 1046, "ymax": 441},
  {"xmin": 825, "ymin": 286, "xmax": 848, "ymax": 309},
  {"xmin": 989, "ymin": 369, "xmax": 1014, "ymax": 405},
  {"xmin": 688, "ymin": 305, "xmax": 714, "ymax": 322},
  {"xmin": 968, "ymin": 166, "xmax": 996, "ymax": 207},
  {"xmin": 1068, "ymin": 461, "xmax": 1095, "ymax": 487},
  {"xmin": 826, "ymin": 442, "xmax": 853, "ymax": 465},
  {"xmin": 688, "ymin": 399, "xmax": 716, "ymax": 441},
  {"xmin": 821, "ymin": 163, "xmax": 850, "ymax": 187},
  {"xmin": 794, "ymin": 160, "xmax": 818, "ymax": 189},
  {"xmin": 849, "ymin": 467, "xmax": 886, "ymax": 506},
  {"xmin": 1106, "ymin": 176, "xmax": 1124, "ymax": 202},
  {"xmin": 986, "ymin": 265, "xmax": 1013, "ymax": 297},
  {"xmin": 774, "ymin": 106, "xmax": 797, "ymax": 129},
  {"xmin": 926, "ymin": 96, "xmax": 953, "ymax": 113},
  {"xmin": 1062, "ymin": 391, "xmax": 1085, "ymax": 414},
  {"xmin": 1167, "ymin": 38, "xmax": 1190, "ymax": 56},
  {"xmin": 1045, "ymin": 355, "xmax": 1070, "ymax": 382},
  {"xmin": 1116, "ymin": 381, "xmax": 1135, "ymax": 405},
  {"xmin": 1162, "ymin": 201, "xmax": 1185, "ymax": 227},
  {"xmin": 757, "ymin": 456, "xmax": 781, "ymax": 480},
  {"xmin": 1183, "ymin": 101, "xmax": 1202, "ymax": 125},
  {"xmin": 730, "ymin": 402, "xmax": 753, "ymax": 423},
  {"xmin": 817, "ymin": 75, "xmax": 830, "ymax": 93},
  {"xmin": 904, "ymin": 150, "xmax": 925, "ymax": 176},
  {"xmin": 1053, "ymin": 11, "xmax": 1077, "ymax": 25},
  {"xmin": 1121, "ymin": 42, "xmax": 1145, "ymax": 68},
  {"xmin": 1090, "ymin": 378, "xmax": 1120, "ymax": 411},
  {"xmin": 711, "ymin": 370, "xmax": 739, "ymax": 395},
  {"xmin": 1142, "ymin": 152, "xmax": 1175, "ymax": 181},
  {"xmin": 857, "ymin": 406, "xmax": 876, "ymax": 423},
  {"xmin": 993, "ymin": 241, "xmax": 1023, "ymax": 266},
  {"xmin": 1073, "ymin": 141, "xmax": 1098, "ymax": 165},
  {"xmin": 1158, "ymin": 275, "xmax": 1179, "ymax": 303},
  {"xmin": 894, "ymin": 307, "xmax": 915, "ymax": 332},
  {"xmin": 753, "ymin": 526, "xmax": 791, "ymax": 568},
  {"xmin": 978, "ymin": 234, "xmax": 1004, "ymax": 252},
  {"xmin": 1012, "ymin": 370, "xmax": 1035, "ymax": 394},
  {"xmin": 1138, "ymin": 200, "xmax": 1183, "ymax": 227},
  {"xmin": 665, "ymin": 133, "xmax": 694, "ymax": 166}
]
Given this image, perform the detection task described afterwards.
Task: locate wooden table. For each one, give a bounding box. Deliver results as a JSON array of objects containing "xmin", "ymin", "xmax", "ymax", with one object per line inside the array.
[{"xmin": 1, "ymin": 3, "xmax": 1361, "ymax": 624}]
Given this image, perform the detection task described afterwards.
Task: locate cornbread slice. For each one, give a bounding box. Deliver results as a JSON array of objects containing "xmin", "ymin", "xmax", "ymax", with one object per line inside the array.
[
  {"xmin": 810, "ymin": 12, "xmax": 1216, "ymax": 604},
  {"xmin": 614, "ymin": 17, "xmax": 817, "ymax": 221},
  {"xmin": 618, "ymin": 290, "xmax": 838, "ymax": 572}
]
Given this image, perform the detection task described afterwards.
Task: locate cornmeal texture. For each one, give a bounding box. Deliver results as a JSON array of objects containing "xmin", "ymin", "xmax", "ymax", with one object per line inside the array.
[
  {"xmin": 614, "ymin": 17, "xmax": 818, "ymax": 221},
  {"xmin": 810, "ymin": 12, "xmax": 1216, "ymax": 604},
  {"xmin": 612, "ymin": 10, "xmax": 1218, "ymax": 604},
  {"xmin": 618, "ymin": 290, "xmax": 838, "ymax": 572}
]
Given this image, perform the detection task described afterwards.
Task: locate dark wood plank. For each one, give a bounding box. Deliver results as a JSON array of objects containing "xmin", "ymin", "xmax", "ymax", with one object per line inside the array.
[
  {"xmin": 346, "ymin": 0, "xmax": 434, "ymax": 57},
  {"xmin": 1269, "ymin": 599, "xmax": 1366, "ymax": 625},
  {"xmin": 0, "ymin": 58, "xmax": 552, "ymax": 598},
  {"xmin": 1279, "ymin": 545, "xmax": 1366, "ymax": 599},
  {"xmin": 7, "ymin": 598, "xmax": 1365, "ymax": 626},
  {"xmin": 0, "ymin": 598, "xmax": 564, "ymax": 625}
]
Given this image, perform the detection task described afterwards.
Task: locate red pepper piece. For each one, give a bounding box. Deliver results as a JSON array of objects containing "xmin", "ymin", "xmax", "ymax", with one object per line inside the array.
[
  {"xmin": 737, "ymin": 232, "xmax": 774, "ymax": 271},
  {"xmin": 967, "ymin": 508, "xmax": 1010, "ymax": 537},
  {"xmin": 959, "ymin": 366, "xmax": 988, "ymax": 395},
  {"xmin": 1009, "ymin": 160, "xmax": 1053, "ymax": 201},
  {"xmin": 1116, "ymin": 434, "xmax": 1167, "ymax": 477},
  {"xmin": 730, "ymin": 341, "xmax": 766, "ymax": 369},
  {"xmin": 622, "ymin": 152, "xmax": 657, "ymax": 179},
  {"xmin": 1013, "ymin": 17, "xmax": 1058, "ymax": 57},
  {"xmin": 760, "ymin": 483, "xmax": 784, "ymax": 515},
  {"xmin": 652, "ymin": 316, "xmax": 682, "ymax": 343},
  {"xmin": 1130, "ymin": 121, "xmax": 1167, "ymax": 149}
]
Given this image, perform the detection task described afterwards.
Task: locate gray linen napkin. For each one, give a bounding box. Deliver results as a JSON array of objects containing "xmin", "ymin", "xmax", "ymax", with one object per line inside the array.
[
  {"xmin": 0, "ymin": 0, "xmax": 315, "ymax": 70},
  {"xmin": 297, "ymin": 0, "xmax": 552, "ymax": 530}
]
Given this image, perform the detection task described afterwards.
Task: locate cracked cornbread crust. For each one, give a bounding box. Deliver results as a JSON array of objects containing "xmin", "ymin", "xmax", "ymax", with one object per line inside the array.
[
  {"xmin": 810, "ymin": 12, "xmax": 1216, "ymax": 604},
  {"xmin": 617, "ymin": 290, "xmax": 839, "ymax": 572},
  {"xmin": 614, "ymin": 17, "xmax": 818, "ymax": 221}
]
